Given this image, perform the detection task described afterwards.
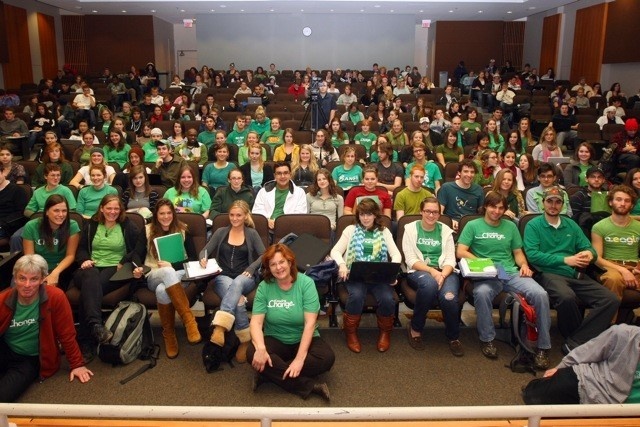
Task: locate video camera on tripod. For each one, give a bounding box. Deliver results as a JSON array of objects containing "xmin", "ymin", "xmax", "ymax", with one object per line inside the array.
[{"xmin": 307, "ymin": 76, "xmax": 322, "ymax": 103}]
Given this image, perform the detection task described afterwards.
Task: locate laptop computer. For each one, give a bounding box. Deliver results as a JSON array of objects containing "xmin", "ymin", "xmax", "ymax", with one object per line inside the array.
[
  {"xmin": 547, "ymin": 157, "xmax": 571, "ymax": 166},
  {"xmin": 287, "ymin": 233, "xmax": 332, "ymax": 272},
  {"xmin": 147, "ymin": 173, "xmax": 164, "ymax": 185},
  {"xmin": 247, "ymin": 97, "xmax": 262, "ymax": 105},
  {"xmin": 348, "ymin": 261, "xmax": 401, "ymax": 286}
]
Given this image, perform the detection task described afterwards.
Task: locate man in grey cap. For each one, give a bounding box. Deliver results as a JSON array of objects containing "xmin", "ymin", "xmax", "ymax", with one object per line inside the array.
[
  {"xmin": 524, "ymin": 185, "xmax": 619, "ymax": 354},
  {"xmin": 152, "ymin": 138, "xmax": 186, "ymax": 187}
]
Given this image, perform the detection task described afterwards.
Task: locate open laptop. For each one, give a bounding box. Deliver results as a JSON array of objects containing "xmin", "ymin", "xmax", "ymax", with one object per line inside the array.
[
  {"xmin": 287, "ymin": 233, "xmax": 332, "ymax": 272},
  {"xmin": 547, "ymin": 157, "xmax": 571, "ymax": 166},
  {"xmin": 147, "ymin": 173, "xmax": 164, "ymax": 185},
  {"xmin": 247, "ymin": 97, "xmax": 262, "ymax": 105},
  {"xmin": 348, "ymin": 261, "xmax": 401, "ymax": 286}
]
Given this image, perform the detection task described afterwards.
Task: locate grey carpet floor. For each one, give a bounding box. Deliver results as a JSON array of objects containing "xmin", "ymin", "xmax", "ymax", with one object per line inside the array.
[{"xmin": 17, "ymin": 317, "xmax": 565, "ymax": 408}]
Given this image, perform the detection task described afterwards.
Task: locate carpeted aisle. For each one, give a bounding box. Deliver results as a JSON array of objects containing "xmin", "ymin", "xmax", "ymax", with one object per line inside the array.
[{"xmin": 17, "ymin": 319, "xmax": 565, "ymax": 407}]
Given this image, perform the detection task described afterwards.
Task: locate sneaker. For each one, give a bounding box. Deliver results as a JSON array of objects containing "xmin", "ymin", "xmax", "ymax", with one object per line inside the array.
[
  {"xmin": 91, "ymin": 323, "xmax": 113, "ymax": 344},
  {"xmin": 480, "ymin": 340, "xmax": 498, "ymax": 359},
  {"xmin": 449, "ymin": 340, "xmax": 464, "ymax": 357},
  {"xmin": 406, "ymin": 323, "xmax": 425, "ymax": 351},
  {"xmin": 534, "ymin": 349, "xmax": 550, "ymax": 370}
]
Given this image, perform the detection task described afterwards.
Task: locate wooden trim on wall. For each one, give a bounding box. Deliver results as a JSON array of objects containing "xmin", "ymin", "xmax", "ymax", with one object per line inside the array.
[
  {"xmin": 570, "ymin": 3, "xmax": 607, "ymax": 84},
  {"xmin": 61, "ymin": 15, "xmax": 88, "ymax": 75},
  {"xmin": 502, "ymin": 22, "xmax": 525, "ymax": 70},
  {"xmin": 1, "ymin": 3, "xmax": 33, "ymax": 89},
  {"xmin": 539, "ymin": 14, "xmax": 561, "ymax": 77},
  {"xmin": 37, "ymin": 12, "xmax": 58, "ymax": 80}
]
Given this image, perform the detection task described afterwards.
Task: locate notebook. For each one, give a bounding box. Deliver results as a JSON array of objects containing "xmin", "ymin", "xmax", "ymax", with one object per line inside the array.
[
  {"xmin": 348, "ymin": 261, "xmax": 401, "ymax": 286},
  {"xmin": 287, "ymin": 233, "xmax": 332, "ymax": 272},
  {"xmin": 110, "ymin": 262, "xmax": 151, "ymax": 282},
  {"xmin": 153, "ymin": 233, "xmax": 186, "ymax": 263}
]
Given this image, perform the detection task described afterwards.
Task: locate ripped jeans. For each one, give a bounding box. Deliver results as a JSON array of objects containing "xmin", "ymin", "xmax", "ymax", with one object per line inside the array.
[{"xmin": 406, "ymin": 270, "xmax": 460, "ymax": 341}]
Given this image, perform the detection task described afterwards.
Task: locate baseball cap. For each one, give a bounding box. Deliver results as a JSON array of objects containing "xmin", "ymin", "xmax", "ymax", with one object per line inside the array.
[
  {"xmin": 419, "ymin": 117, "xmax": 430, "ymax": 124},
  {"xmin": 543, "ymin": 186, "xmax": 565, "ymax": 201},
  {"xmin": 155, "ymin": 139, "xmax": 170, "ymax": 147},
  {"xmin": 586, "ymin": 166, "xmax": 605, "ymax": 177},
  {"xmin": 150, "ymin": 127, "xmax": 163, "ymax": 136}
]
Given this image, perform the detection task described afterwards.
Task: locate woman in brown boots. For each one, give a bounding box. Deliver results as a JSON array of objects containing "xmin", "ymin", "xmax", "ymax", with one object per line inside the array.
[
  {"xmin": 143, "ymin": 199, "xmax": 202, "ymax": 358},
  {"xmin": 330, "ymin": 198, "xmax": 402, "ymax": 353},
  {"xmin": 199, "ymin": 200, "xmax": 265, "ymax": 363}
]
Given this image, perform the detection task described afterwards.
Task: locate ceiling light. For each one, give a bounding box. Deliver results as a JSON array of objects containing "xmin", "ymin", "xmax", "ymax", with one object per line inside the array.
[
  {"xmin": 330, "ymin": 9, "xmax": 334, "ymax": 12},
  {"xmin": 92, "ymin": 10, "xmax": 97, "ymax": 13},
  {"xmin": 121, "ymin": 10, "xmax": 126, "ymax": 13},
  {"xmin": 240, "ymin": 9, "xmax": 244, "ymax": 12},
  {"xmin": 180, "ymin": 9, "xmax": 185, "ymax": 12},
  {"xmin": 507, "ymin": 11, "xmax": 512, "ymax": 14},
  {"xmin": 150, "ymin": 9, "xmax": 155, "ymax": 13},
  {"xmin": 210, "ymin": 9, "xmax": 214, "ymax": 12},
  {"xmin": 390, "ymin": 10, "xmax": 394, "ymax": 13},
  {"xmin": 220, "ymin": 5, "xmax": 226, "ymax": 8},
  {"xmin": 528, "ymin": 6, "xmax": 536, "ymax": 10},
  {"xmin": 419, "ymin": 10, "xmax": 423, "ymax": 13},
  {"xmin": 478, "ymin": 10, "xmax": 483, "ymax": 13},
  {"xmin": 449, "ymin": 10, "xmax": 454, "ymax": 13},
  {"xmin": 374, "ymin": 5, "xmax": 381, "ymax": 8},
  {"xmin": 270, "ymin": 9, "xmax": 274, "ymax": 12},
  {"xmin": 360, "ymin": 9, "xmax": 364, "ymax": 12}
]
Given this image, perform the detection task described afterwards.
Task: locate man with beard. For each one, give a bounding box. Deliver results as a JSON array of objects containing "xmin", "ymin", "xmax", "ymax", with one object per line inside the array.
[
  {"xmin": 524, "ymin": 186, "xmax": 619, "ymax": 355},
  {"xmin": 592, "ymin": 185, "xmax": 640, "ymax": 322}
]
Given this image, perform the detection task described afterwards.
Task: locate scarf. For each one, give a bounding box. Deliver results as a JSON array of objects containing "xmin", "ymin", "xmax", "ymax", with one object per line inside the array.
[{"xmin": 345, "ymin": 224, "xmax": 388, "ymax": 269}]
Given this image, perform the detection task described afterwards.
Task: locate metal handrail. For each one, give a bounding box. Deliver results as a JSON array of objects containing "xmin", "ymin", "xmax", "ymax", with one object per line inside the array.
[{"xmin": 2, "ymin": 403, "xmax": 640, "ymax": 427}]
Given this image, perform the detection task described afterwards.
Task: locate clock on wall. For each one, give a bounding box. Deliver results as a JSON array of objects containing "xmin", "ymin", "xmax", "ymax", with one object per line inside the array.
[{"xmin": 302, "ymin": 27, "xmax": 312, "ymax": 37}]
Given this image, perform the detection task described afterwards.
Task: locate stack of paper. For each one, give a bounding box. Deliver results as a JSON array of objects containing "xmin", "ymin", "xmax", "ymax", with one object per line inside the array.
[
  {"xmin": 184, "ymin": 259, "xmax": 222, "ymax": 279},
  {"xmin": 459, "ymin": 258, "xmax": 498, "ymax": 278}
]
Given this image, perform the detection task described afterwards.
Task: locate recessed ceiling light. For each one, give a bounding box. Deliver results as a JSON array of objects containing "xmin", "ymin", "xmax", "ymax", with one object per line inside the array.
[
  {"xmin": 121, "ymin": 10, "xmax": 126, "ymax": 13},
  {"xmin": 360, "ymin": 9, "xmax": 364, "ymax": 12},
  {"xmin": 150, "ymin": 9, "xmax": 155, "ymax": 13},
  {"xmin": 270, "ymin": 9, "xmax": 274, "ymax": 12},
  {"xmin": 419, "ymin": 10, "xmax": 423, "ymax": 13},
  {"xmin": 390, "ymin": 10, "xmax": 394, "ymax": 13},
  {"xmin": 240, "ymin": 9, "xmax": 244, "ymax": 12},
  {"xmin": 210, "ymin": 9, "xmax": 214, "ymax": 12},
  {"xmin": 220, "ymin": 5, "xmax": 226, "ymax": 8},
  {"xmin": 330, "ymin": 9, "xmax": 334, "ymax": 12},
  {"xmin": 528, "ymin": 6, "xmax": 536, "ymax": 10},
  {"xmin": 507, "ymin": 11, "xmax": 512, "ymax": 14},
  {"xmin": 300, "ymin": 9, "xmax": 304, "ymax": 12},
  {"xmin": 374, "ymin": 5, "xmax": 381, "ymax": 8},
  {"xmin": 478, "ymin": 10, "xmax": 483, "ymax": 13},
  {"xmin": 449, "ymin": 10, "xmax": 454, "ymax": 13},
  {"xmin": 180, "ymin": 9, "xmax": 185, "ymax": 12},
  {"xmin": 92, "ymin": 10, "xmax": 97, "ymax": 13}
]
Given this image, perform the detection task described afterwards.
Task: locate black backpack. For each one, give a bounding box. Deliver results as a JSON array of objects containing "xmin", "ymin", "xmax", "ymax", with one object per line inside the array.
[
  {"xmin": 98, "ymin": 301, "xmax": 159, "ymax": 383},
  {"xmin": 497, "ymin": 291, "xmax": 538, "ymax": 374},
  {"xmin": 201, "ymin": 324, "xmax": 240, "ymax": 373}
]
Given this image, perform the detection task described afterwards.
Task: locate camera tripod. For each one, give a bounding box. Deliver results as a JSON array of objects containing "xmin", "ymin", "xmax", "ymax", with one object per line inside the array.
[{"xmin": 298, "ymin": 99, "xmax": 327, "ymax": 132}]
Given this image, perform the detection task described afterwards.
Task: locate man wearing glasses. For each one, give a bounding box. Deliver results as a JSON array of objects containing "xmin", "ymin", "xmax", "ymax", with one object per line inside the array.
[
  {"xmin": 525, "ymin": 162, "xmax": 572, "ymax": 216},
  {"xmin": 252, "ymin": 161, "xmax": 307, "ymax": 229}
]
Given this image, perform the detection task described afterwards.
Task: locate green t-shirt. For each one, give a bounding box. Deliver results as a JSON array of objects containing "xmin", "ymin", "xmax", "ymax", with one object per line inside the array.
[
  {"xmin": 104, "ymin": 144, "xmax": 131, "ymax": 168},
  {"xmin": 237, "ymin": 146, "xmax": 267, "ymax": 166},
  {"xmin": 252, "ymin": 273, "xmax": 320, "ymax": 345},
  {"xmin": 227, "ymin": 129, "xmax": 249, "ymax": 148},
  {"xmin": 163, "ymin": 186, "xmax": 212, "ymax": 215},
  {"xmin": 578, "ymin": 163, "xmax": 590, "ymax": 187},
  {"xmin": 25, "ymin": 185, "xmax": 77, "ymax": 214},
  {"xmin": 77, "ymin": 184, "xmax": 119, "ymax": 217},
  {"xmin": 23, "ymin": 219, "xmax": 80, "ymax": 271},
  {"xmin": 354, "ymin": 132, "xmax": 376, "ymax": 152},
  {"xmin": 249, "ymin": 119, "xmax": 271, "ymax": 137},
  {"xmin": 330, "ymin": 133, "xmax": 348, "ymax": 148},
  {"xmin": 458, "ymin": 218, "xmax": 521, "ymax": 274},
  {"xmin": 260, "ymin": 130, "xmax": 285, "ymax": 149},
  {"xmin": 462, "ymin": 121, "xmax": 482, "ymax": 134},
  {"xmin": 202, "ymin": 162, "xmax": 236, "ymax": 190},
  {"xmin": 394, "ymin": 187, "xmax": 434, "ymax": 215},
  {"xmin": 271, "ymin": 187, "xmax": 288, "ymax": 219},
  {"xmin": 416, "ymin": 221, "xmax": 442, "ymax": 263},
  {"xmin": 625, "ymin": 361, "xmax": 640, "ymax": 403},
  {"xmin": 331, "ymin": 164, "xmax": 363, "ymax": 190},
  {"xmin": 362, "ymin": 230, "xmax": 376, "ymax": 258},
  {"xmin": 142, "ymin": 142, "xmax": 158, "ymax": 162},
  {"xmin": 405, "ymin": 161, "xmax": 442, "ymax": 191},
  {"xmin": 5, "ymin": 299, "xmax": 40, "ymax": 356},
  {"xmin": 592, "ymin": 217, "xmax": 640, "ymax": 261},
  {"xmin": 197, "ymin": 130, "xmax": 217, "ymax": 149},
  {"xmin": 93, "ymin": 223, "xmax": 125, "ymax": 267},
  {"xmin": 590, "ymin": 191, "xmax": 611, "ymax": 213},
  {"xmin": 633, "ymin": 199, "xmax": 640, "ymax": 216},
  {"xmin": 435, "ymin": 144, "xmax": 463, "ymax": 164}
]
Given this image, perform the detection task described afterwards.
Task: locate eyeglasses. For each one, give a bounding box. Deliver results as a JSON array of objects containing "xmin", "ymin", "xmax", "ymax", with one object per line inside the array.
[
  {"xmin": 421, "ymin": 210, "xmax": 439, "ymax": 216},
  {"xmin": 275, "ymin": 171, "xmax": 290, "ymax": 176}
]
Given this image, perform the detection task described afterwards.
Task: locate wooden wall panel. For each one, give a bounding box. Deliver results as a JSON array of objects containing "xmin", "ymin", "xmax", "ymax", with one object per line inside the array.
[
  {"xmin": 570, "ymin": 3, "xmax": 607, "ymax": 84},
  {"xmin": 1, "ymin": 3, "xmax": 32, "ymax": 89},
  {"xmin": 84, "ymin": 15, "xmax": 154, "ymax": 75},
  {"xmin": 0, "ymin": 1, "xmax": 8, "ymax": 64},
  {"xmin": 434, "ymin": 21, "xmax": 507, "ymax": 78},
  {"xmin": 61, "ymin": 16, "xmax": 88, "ymax": 76},
  {"xmin": 503, "ymin": 22, "xmax": 525, "ymax": 70},
  {"xmin": 539, "ymin": 14, "xmax": 561, "ymax": 77},
  {"xmin": 37, "ymin": 13, "xmax": 58, "ymax": 80},
  {"xmin": 603, "ymin": 0, "xmax": 640, "ymax": 64}
]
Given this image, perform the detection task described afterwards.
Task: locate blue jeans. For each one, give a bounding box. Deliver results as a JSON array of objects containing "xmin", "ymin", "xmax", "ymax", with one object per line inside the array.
[
  {"xmin": 407, "ymin": 271, "xmax": 460, "ymax": 341},
  {"xmin": 472, "ymin": 272, "xmax": 551, "ymax": 349},
  {"xmin": 345, "ymin": 281, "xmax": 395, "ymax": 317},
  {"xmin": 146, "ymin": 267, "xmax": 187, "ymax": 305},
  {"xmin": 213, "ymin": 274, "xmax": 256, "ymax": 330}
]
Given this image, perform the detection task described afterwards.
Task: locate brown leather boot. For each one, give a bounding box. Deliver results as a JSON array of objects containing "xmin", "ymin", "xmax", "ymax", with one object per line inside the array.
[
  {"xmin": 166, "ymin": 284, "xmax": 202, "ymax": 344},
  {"xmin": 343, "ymin": 312, "xmax": 362, "ymax": 353},
  {"xmin": 157, "ymin": 303, "xmax": 178, "ymax": 359},
  {"xmin": 376, "ymin": 315, "xmax": 395, "ymax": 352},
  {"xmin": 210, "ymin": 310, "xmax": 235, "ymax": 346}
]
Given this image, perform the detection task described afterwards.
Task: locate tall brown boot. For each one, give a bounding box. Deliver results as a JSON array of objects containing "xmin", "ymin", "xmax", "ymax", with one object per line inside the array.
[
  {"xmin": 376, "ymin": 315, "xmax": 395, "ymax": 352},
  {"xmin": 165, "ymin": 284, "xmax": 202, "ymax": 344},
  {"xmin": 343, "ymin": 312, "xmax": 362, "ymax": 353},
  {"xmin": 157, "ymin": 303, "xmax": 178, "ymax": 359},
  {"xmin": 210, "ymin": 310, "xmax": 235, "ymax": 346},
  {"xmin": 235, "ymin": 327, "xmax": 251, "ymax": 363}
]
